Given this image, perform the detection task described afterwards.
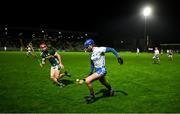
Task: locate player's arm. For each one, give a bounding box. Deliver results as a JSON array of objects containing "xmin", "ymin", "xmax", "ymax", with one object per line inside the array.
[
  {"xmin": 105, "ymin": 47, "xmax": 123, "ymax": 64},
  {"xmin": 40, "ymin": 52, "xmax": 46, "ymax": 67},
  {"xmin": 45, "ymin": 55, "xmax": 54, "ymax": 59},
  {"xmin": 54, "ymin": 52, "xmax": 64, "ymax": 68}
]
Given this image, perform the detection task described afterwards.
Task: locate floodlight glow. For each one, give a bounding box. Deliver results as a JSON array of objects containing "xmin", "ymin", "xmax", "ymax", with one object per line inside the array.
[{"xmin": 143, "ymin": 7, "xmax": 152, "ymax": 16}]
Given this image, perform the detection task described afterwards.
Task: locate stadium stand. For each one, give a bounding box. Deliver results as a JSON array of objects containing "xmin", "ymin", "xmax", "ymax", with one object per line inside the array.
[{"xmin": 0, "ymin": 26, "xmax": 96, "ymax": 51}]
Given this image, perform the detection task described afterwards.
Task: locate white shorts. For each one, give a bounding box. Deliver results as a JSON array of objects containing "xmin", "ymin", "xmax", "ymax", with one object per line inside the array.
[
  {"xmin": 168, "ymin": 55, "xmax": 173, "ymax": 58},
  {"xmin": 153, "ymin": 55, "xmax": 159, "ymax": 59},
  {"xmin": 95, "ymin": 67, "xmax": 107, "ymax": 76},
  {"xmin": 51, "ymin": 65, "xmax": 60, "ymax": 71},
  {"xmin": 26, "ymin": 51, "xmax": 32, "ymax": 55}
]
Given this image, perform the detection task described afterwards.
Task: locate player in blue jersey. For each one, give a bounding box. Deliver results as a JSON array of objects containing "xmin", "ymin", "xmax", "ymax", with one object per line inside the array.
[{"xmin": 82, "ymin": 39, "xmax": 123, "ymax": 103}]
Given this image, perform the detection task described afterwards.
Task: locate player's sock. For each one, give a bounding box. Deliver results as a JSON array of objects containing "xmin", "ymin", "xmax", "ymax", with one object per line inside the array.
[
  {"xmin": 90, "ymin": 92, "xmax": 95, "ymax": 97},
  {"xmin": 55, "ymin": 81, "xmax": 65, "ymax": 87},
  {"xmin": 105, "ymin": 84, "xmax": 111, "ymax": 90},
  {"xmin": 104, "ymin": 84, "xmax": 115, "ymax": 96},
  {"xmin": 65, "ymin": 71, "xmax": 71, "ymax": 77},
  {"xmin": 57, "ymin": 78, "xmax": 62, "ymax": 83},
  {"xmin": 59, "ymin": 82, "xmax": 65, "ymax": 87},
  {"xmin": 53, "ymin": 79, "xmax": 64, "ymax": 87},
  {"xmin": 109, "ymin": 89, "xmax": 115, "ymax": 96},
  {"xmin": 86, "ymin": 93, "xmax": 95, "ymax": 102}
]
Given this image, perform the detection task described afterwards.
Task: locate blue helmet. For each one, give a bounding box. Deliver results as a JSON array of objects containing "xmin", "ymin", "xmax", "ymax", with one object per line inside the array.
[{"xmin": 84, "ymin": 39, "xmax": 94, "ymax": 48}]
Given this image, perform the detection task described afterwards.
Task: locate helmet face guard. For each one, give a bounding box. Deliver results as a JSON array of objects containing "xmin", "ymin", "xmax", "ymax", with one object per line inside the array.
[{"xmin": 84, "ymin": 45, "xmax": 93, "ymax": 52}]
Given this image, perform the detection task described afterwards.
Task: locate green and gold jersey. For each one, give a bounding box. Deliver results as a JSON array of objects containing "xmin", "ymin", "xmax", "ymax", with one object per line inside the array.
[{"xmin": 41, "ymin": 48, "xmax": 59, "ymax": 66}]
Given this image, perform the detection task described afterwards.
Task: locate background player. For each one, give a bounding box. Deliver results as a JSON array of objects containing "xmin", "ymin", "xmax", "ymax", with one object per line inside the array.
[
  {"xmin": 26, "ymin": 42, "xmax": 34, "ymax": 57},
  {"xmin": 152, "ymin": 47, "xmax": 160, "ymax": 64},
  {"xmin": 168, "ymin": 49, "xmax": 173, "ymax": 61},
  {"xmin": 136, "ymin": 48, "xmax": 140, "ymax": 55}
]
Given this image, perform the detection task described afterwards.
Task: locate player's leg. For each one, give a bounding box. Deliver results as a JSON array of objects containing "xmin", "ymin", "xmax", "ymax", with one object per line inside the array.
[
  {"xmin": 56, "ymin": 67, "xmax": 71, "ymax": 81},
  {"xmin": 61, "ymin": 67, "xmax": 71, "ymax": 77},
  {"xmin": 50, "ymin": 67, "xmax": 62, "ymax": 86},
  {"xmin": 85, "ymin": 73, "xmax": 101, "ymax": 100},
  {"xmin": 30, "ymin": 51, "xmax": 35, "ymax": 58},
  {"xmin": 58, "ymin": 72, "xmax": 64, "ymax": 79},
  {"xmin": 28, "ymin": 52, "xmax": 31, "ymax": 56},
  {"xmin": 56, "ymin": 70, "xmax": 66, "ymax": 83},
  {"xmin": 28, "ymin": 51, "xmax": 31, "ymax": 56},
  {"xmin": 170, "ymin": 55, "xmax": 173, "ymax": 61},
  {"xmin": 99, "ymin": 76, "xmax": 115, "ymax": 96},
  {"xmin": 64, "ymin": 70, "xmax": 71, "ymax": 77},
  {"xmin": 155, "ymin": 58, "xmax": 158, "ymax": 64},
  {"xmin": 168, "ymin": 55, "xmax": 170, "ymax": 60},
  {"xmin": 56, "ymin": 65, "xmax": 64, "ymax": 79},
  {"xmin": 152, "ymin": 56, "xmax": 156, "ymax": 63},
  {"xmin": 26, "ymin": 51, "xmax": 30, "ymax": 57},
  {"xmin": 157, "ymin": 56, "xmax": 160, "ymax": 63},
  {"xmin": 59, "ymin": 71, "xmax": 71, "ymax": 78},
  {"xmin": 54, "ymin": 69, "xmax": 65, "ymax": 87},
  {"xmin": 156, "ymin": 58, "xmax": 158, "ymax": 63}
]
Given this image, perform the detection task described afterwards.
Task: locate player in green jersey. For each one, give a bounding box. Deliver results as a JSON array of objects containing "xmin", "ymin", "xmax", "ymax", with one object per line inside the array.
[{"xmin": 40, "ymin": 43, "xmax": 70, "ymax": 87}]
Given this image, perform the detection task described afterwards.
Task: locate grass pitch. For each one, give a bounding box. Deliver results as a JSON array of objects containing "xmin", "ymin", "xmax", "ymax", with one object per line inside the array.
[{"xmin": 0, "ymin": 51, "xmax": 180, "ymax": 113}]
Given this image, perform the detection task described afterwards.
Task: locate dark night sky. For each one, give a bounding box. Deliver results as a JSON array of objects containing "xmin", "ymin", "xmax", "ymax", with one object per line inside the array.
[{"xmin": 1, "ymin": 0, "xmax": 180, "ymax": 43}]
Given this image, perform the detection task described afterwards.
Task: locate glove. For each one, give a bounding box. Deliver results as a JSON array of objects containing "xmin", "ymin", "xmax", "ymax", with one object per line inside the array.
[{"xmin": 117, "ymin": 57, "xmax": 123, "ymax": 65}]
